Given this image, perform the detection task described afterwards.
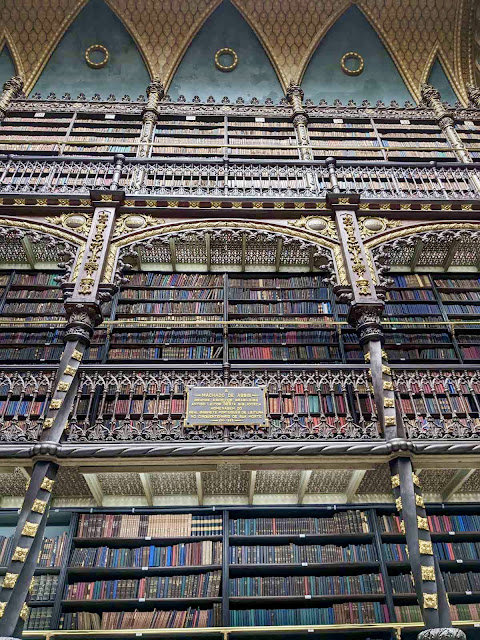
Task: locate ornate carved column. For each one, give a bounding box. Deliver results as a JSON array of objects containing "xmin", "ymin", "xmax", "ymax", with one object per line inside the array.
[
  {"xmin": 137, "ymin": 78, "xmax": 164, "ymax": 159},
  {"xmin": 389, "ymin": 456, "xmax": 465, "ymax": 640},
  {"xmin": 328, "ymin": 194, "xmax": 396, "ymax": 439},
  {"xmin": 420, "ymin": 84, "xmax": 472, "ymax": 164},
  {"xmin": 0, "ymin": 76, "xmax": 24, "ymax": 122},
  {"xmin": 467, "ymin": 84, "xmax": 480, "ymax": 108},
  {"xmin": 0, "ymin": 191, "xmax": 121, "ymax": 639},
  {"xmin": 286, "ymin": 81, "xmax": 317, "ymax": 193}
]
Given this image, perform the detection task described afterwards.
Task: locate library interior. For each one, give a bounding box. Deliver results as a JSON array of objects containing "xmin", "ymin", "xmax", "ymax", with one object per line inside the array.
[{"xmin": 1, "ymin": 1, "xmax": 480, "ymax": 639}]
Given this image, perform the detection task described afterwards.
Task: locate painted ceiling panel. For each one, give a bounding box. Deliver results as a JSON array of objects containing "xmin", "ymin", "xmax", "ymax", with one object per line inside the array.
[
  {"xmin": 428, "ymin": 58, "xmax": 459, "ymax": 104},
  {"xmin": 0, "ymin": 45, "xmax": 15, "ymax": 88}
]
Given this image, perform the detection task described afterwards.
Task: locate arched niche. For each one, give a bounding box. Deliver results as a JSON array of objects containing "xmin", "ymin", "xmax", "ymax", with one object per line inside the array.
[{"xmin": 104, "ymin": 220, "xmax": 344, "ymax": 286}]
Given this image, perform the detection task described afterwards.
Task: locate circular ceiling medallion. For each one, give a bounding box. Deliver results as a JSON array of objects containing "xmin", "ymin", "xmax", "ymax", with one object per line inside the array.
[
  {"xmin": 341, "ymin": 51, "xmax": 364, "ymax": 76},
  {"xmin": 63, "ymin": 214, "xmax": 88, "ymax": 229},
  {"xmin": 215, "ymin": 48, "xmax": 238, "ymax": 72},
  {"xmin": 85, "ymin": 44, "xmax": 109, "ymax": 69},
  {"xmin": 305, "ymin": 217, "xmax": 328, "ymax": 232}
]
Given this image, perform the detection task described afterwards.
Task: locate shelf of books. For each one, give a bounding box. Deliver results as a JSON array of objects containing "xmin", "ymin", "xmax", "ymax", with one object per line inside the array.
[
  {"xmin": 0, "ymin": 509, "xmax": 72, "ymax": 631},
  {"xmin": 65, "ymin": 113, "xmax": 142, "ymax": 156},
  {"xmin": 151, "ymin": 116, "xmax": 225, "ymax": 158},
  {"xmin": 0, "ymin": 110, "xmax": 74, "ymax": 155},
  {"xmin": 227, "ymin": 117, "xmax": 298, "ymax": 160},
  {"xmin": 0, "ymin": 270, "xmax": 104, "ymax": 363},
  {"xmin": 373, "ymin": 118, "xmax": 455, "ymax": 162},
  {"xmin": 455, "ymin": 119, "xmax": 480, "ymax": 160},
  {"xmin": 11, "ymin": 505, "xmax": 479, "ymax": 637},
  {"xmin": 308, "ymin": 117, "xmax": 384, "ymax": 161}
]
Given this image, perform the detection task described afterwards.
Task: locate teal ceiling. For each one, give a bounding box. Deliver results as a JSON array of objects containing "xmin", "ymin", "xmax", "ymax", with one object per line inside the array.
[
  {"xmin": 0, "ymin": 45, "xmax": 16, "ymax": 89},
  {"xmin": 428, "ymin": 58, "xmax": 459, "ymax": 105},
  {"xmin": 169, "ymin": 1, "xmax": 283, "ymax": 103},
  {"xmin": 301, "ymin": 6, "xmax": 413, "ymax": 104},
  {"xmin": 32, "ymin": 0, "xmax": 150, "ymax": 98}
]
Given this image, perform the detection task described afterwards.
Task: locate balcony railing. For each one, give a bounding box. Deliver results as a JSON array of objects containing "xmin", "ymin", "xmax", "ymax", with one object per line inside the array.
[
  {"xmin": 0, "ymin": 156, "xmax": 479, "ymax": 200},
  {"xmin": 1, "ymin": 366, "xmax": 480, "ymax": 445}
]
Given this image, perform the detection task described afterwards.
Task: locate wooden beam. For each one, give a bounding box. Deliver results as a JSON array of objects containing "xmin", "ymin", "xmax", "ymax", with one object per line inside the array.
[
  {"xmin": 443, "ymin": 239, "xmax": 460, "ymax": 271},
  {"xmin": 247, "ymin": 470, "xmax": 257, "ymax": 505},
  {"xmin": 345, "ymin": 470, "xmax": 367, "ymax": 503},
  {"xmin": 441, "ymin": 468, "xmax": 476, "ymax": 501},
  {"xmin": 410, "ymin": 239, "xmax": 424, "ymax": 271},
  {"xmin": 21, "ymin": 236, "xmax": 36, "ymax": 268},
  {"xmin": 140, "ymin": 473, "xmax": 153, "ymax": 506},
  {"xmin": 196, "ymin": 472, "xmax": 204, "ymax": 506},
  {"xmin": 240, "ymin": 462, "xmax": 376, "ymax": 471},
  {"xmin": 169, "ymin": 238, "xmax": 176, "ymax": 272},
  {"xmin": 297, "ymin": 470, "xmax": 312, "ymax": 504},
  {"xmin": 82, "ymin": 473, "xmax": 104, "ymax": 506},
  {"xmin": 17, "ymin": 467, "xmax": 32, "ymax": 480},
  {"xmin": 77, "ymin": 465, "xmax": 218, "ymax": 474},
  {"xmin": 205, "ymin": 233, "xmax": 211, "ymax": 271}
]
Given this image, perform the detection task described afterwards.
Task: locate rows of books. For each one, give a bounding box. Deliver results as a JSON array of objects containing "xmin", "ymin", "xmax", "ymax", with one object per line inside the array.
[
  {"xmin": 0, "ymin": 532, "xmax": 67, "ymax": 566},
  {"xmin": 76, "ymin": 513, "xmax": 223, "ymax": 538},
  {"xmin": 229, "ymin": 573, "xmax": 384, "ymax": 596}
]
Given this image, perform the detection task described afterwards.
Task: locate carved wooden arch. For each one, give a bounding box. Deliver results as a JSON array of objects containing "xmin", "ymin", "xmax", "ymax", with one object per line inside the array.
[
  {"xmin": 103, "ymin": 218, "xmax": 345, "ymax": 284},
  {"xmin": 0, "ymin": 216, "xmax": 86, "ymax": 278},
  {"xmin": 365, "ymin": 221, "xmax": 480, "ymax": 284}
]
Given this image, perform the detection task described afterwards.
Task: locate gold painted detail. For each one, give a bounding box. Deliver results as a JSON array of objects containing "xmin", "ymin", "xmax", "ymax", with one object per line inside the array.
[
  {"xmin": 340, "ymin": 51, "xmax": 364, "ymax": 76},
  {"xmin": 391, "ymin": 474, "xmax": 400, "ymax": 489},
  {"xmin": 50, "ymin": 399, "xmax": 62, "ymax": 410},
  {"xmin": 19, "ymin": 603, "xmax": 29, "ymax": 621},
  {"xmin": 355, "ymin": 278, "xmax": 370, "ymax": 296},
  {"xmin": 72, "ymin": 349, "xmax": 83, "ymax": 361},
  {"xmin": 381, "ymin": 350, "xmax": 388, "ymax": 360},
  {"xmin": 400, "ymin": 521, "xmax": 405, "ymax": 535},
  {"xmin": 46, "ymin": 213, "xmax": 91, "ymax": 235},
  {"xmin": 85, "ymin": 44, "xmax": 109, "ymax": 69},
  {"xmin": 22, "ymin": 521, "xmax": 39, "ymax": 537},
  {"xmin": 421, "ymin": 565, "xmax": 435, "ymax": 581},
  {"xmin": 383, "ymin": 380, "xmax": 394, "ymax": 391},
  {"xmin": 12, "ymin": 546, "xmax": 29, "ymax": 562},
  {"xmin": 382, "ymin": 365, "xmax": 391, "ymax": 375},
  {"xmin": 32, "ymin": 499, "xmax": 47, "ymax": 514},
  {"xmin": 358, "ymin": 217, "xmax": 401, "ymax": 238},
  {"xmin": 293, "ymin": 216, "xmax": 336, "ymax": 239},
  {"xmin": 65, "ymin": 365, "xmax": 76, "ymax": 376},
  {"xmin": 215, "ymin": 47, "xmax": 238, "ymax": 71},
  {"xmin": 3, "ymin": 572, "xmax": 18, "ymax": 588},
  {"xmin": 412, "ymin": 473, "xmax": 421, "ymax": 487},
  {"xmin": 57, "ymin": 381, "xmax": 70, "ymax": 392},
  {"xmin": 419, "ymin": 540, "xmax": 433, "ymax": 555},
  {"xmin": 343, "ymin": 214, "xmax": 371, "ymax": 295},
  {"xmin": 43, "ymin": 418, "xmax": 54, "ymax": 429},
  {"xmin": 415, "ymin": 494, "xmax": 425, "ymax": 508},
  {"xmin": 395, "ymin": 497, "xmax": 402, "ymax": 511},
  {"xmin": 417, "ymin": 516, "xmax": 429, "ymax": 531},
  {"xmin": 0, "ymin": 602, "xmax": 5, "ymax": 617},
  {"xmin": 423, "ymin": 593, "xmax": 438, "ymax": 609},
  {"xmin": 385, "ymin": 416, "xmax": 396, "ymax": 427},
  {"xmin": 384, "ymin": 398, "xmax": 394, "ymax": 408},
  {"xmin": 41, "ymin": 477, "xmax": 55, "ymax": 492},
  {"xmin": 79, "ymin": 211, "xmax": 109, "ymax": 295},
  {"xmin": 363, "ymin": 352, "xmax": 370, "ymax": 362},
  {"xmin": 29, "ymin": 577, "xmax": 35, "ymax": 593}
]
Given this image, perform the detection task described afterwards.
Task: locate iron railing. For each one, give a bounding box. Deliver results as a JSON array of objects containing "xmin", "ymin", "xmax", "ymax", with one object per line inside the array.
[{"xmin": 0, "ymin": 156, "xmax": 479, "ymax": 200}]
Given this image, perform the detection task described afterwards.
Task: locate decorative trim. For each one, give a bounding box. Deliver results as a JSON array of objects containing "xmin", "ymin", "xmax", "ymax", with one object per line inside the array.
[
  {"xmin": 215, "ymin": 48, "xmax": 238, "ymax": 71},
  {"xmin": 50, "ymin": 399, "xmax": 62, "ymax": 410},
  {"xmin": 417, "ymin": 515, "xmax": 429, "ymax": 531},
  {"xmin": 415, "ymin": 494, "xmax": 425, "ymax": 508},
  {"xmin": 421, "ymin": 566, "xmax": 435, "ymax": 581},
  {"xmin": 391, "ymin": 474, "xmax": 400, "ymax": 488},
  {"xmin": 72, "ymin": 350, "xmax": 83, "ymax": 361},
  {"xmin": 384, "ymin": 398, "xmax": 394, "ymax": 408},
  {"xmin": 43, "ymin": 418, "xmax": 54, "ymax": 429},
  {"xmin": 3, "ymin": 572, "xmax": 18, "ymax": 588},
  {"xmin": 65, "ymin": 365, "xmax": 76, "ymax": 376},
  {"xmin": 341, "ymin": 51, "xmax": 364, "ymax": 76},
  {"xmin": 12, "ymin": 546, "xmax": 29, "ymax": 562},
  {"xmin": 19, "ymin": 603, "xmax": 29, "ymax": 621},
  {"xmin": 385, "ymin": 416, "xmax": 396, "ymax": 427},
  {"xmin": 395, "ymin": 497, "xmax": 402, "ymax": 511},
  {"xmin": 423, "ymin": 593, "xmax": 438, "ymax": 609},
  {"xmin": 32, "ymin": 498, "xmax": 47, "ymax": 513},
  {"xmin": 419, "ymin": 540, "xmax": 433, "ymax": 555},
  {"xmin": 21, "ymin": 521, "xmax": 39, "ymax": 537},
  {"xmin": 85, "ymin": 44, "xmax": 109, "ymax": 69},
  {"xmin": 57, "ymin": 381, "xmax": 70, "ymax": 392},
  {"xmin": 0, "ymin": 602, "xmax": 5, "ymax": 617},
  {"xmin": 40, "ymin": 478, "xmax": 55, "ymax": 492}
]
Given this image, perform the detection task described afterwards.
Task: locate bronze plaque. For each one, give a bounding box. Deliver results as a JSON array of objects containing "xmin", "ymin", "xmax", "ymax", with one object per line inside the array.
[{"xmin": 185, "ymin": 386, "xmax": 267, "ymax": 427}]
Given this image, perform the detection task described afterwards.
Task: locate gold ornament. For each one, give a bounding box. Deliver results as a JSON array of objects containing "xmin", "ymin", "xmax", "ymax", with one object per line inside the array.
[
  {"xmin": 214, "ymin": 47, "xmax": 238, "ymax": 71},
  {"xmin": 50, "ymin": 399, "xmax": 62, "ymax": 410},
  {"xmin": 417, "ymin": 516, "xmax": 429, "ymax": 531},
  {"xmin": 385, "ymin": 416, "xmax": 396, "ymax": 427},
  {"xmin": 384, "ymin": 398, "xmax": 394, "ymax": 408},
  {"xmin": 391, "ymin": 474, "xmax": 400, "ymax": 488},
  {"xmin": 340, "ymin": 51, "xmax": 364, "ymax": 76},
  {"xmin": 57, "ymin": 381, "xmax": 70, "ymax": 392},
  {"xmin": 43, "ymin": 418, "xmax": 54, "ymax": 429},
  {"xmin": 419, "ymin": 540, "xmax": 433, "ymax": 555},
  {"xmin": 12, "ymin": 547, "xmax": 29, "ymax": 562},
  {"xmin": 415, "ymin": 494, "xmax": 425, "ymax": 508},
  {"xmin": 72, "ymin": 350, "xmax": 83, "ymax": 361},
  {"xmin": 65, "ymin": 365, "xmax": 76, "ymax": 376},
  {"xmin": 41, "ymin": 478, "xmax": 55, "ymax": 492},
  {"xmin": 395, "ymin": 497, "xmax": 402, "ymax": 511},
  {"xmin": 421, "ymin": 566, "xmax": 435, "ymax": 581},
  {"xmin": 22, "ymin": 522, "xmax": 38, "ymax": 537},
  {"xmin": 32, "ymin": 499, "xmax": 47, "ymax": 514},
  {"xmin": 85, "ymin": 44, "xmax": 109, "ymax": 69},
  {"xmin": 412, "ymin": 473, "xmax": 421, "ymax": 487},
  {"xmin": 383, "ymin": 381, "xmax": 394, "ymax": 390},
  {"xmin": 382, "ymin": 365, "xmax": 391, "ymax": 375},
  {"xmin": 19, "ymin": 603, "xmax": 29, "ymax": 621},
  {"xmin": 423, "ymin": 593, "xmax": 438, "ymax": 609},
  {"xmin": 400, "ymin": 521, "xmax": 405, "ymax": 535},
  {"xmin": 0, "ymin": 602, "xmax": 6, "ymax": 617},
  {"xmin": 3, "ymin": 573, "xmax": 18, "ymax": 588}
]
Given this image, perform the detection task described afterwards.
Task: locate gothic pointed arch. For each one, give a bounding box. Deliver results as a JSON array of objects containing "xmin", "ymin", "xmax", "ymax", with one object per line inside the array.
[
  {"xmin": 365, "ymin": 222, "xmax": 480, "ymax": 283},
  {"xmin": 301, "ymin": 5, "xmax": 413, "ymax": 104},
  {"xmin": 169, "ymin": 2, "xmax": 283, "ymax": 102},
  {"xmin": 102, "ymin": 0, "xmax": 222, "ymax": 88},
  {"xmin": 104, "ymin": 220, "xmax": 344, "ymax": 286},
  {"xmin": 427, "ymin": 56, "xmax": 460, "ymax": 104},
  {"xmin": 0, "ymin": 0, "xmax": 88, "ymax": 95},
  {"xmin": 0, "ymin": 42, "xmax": 17, "ymax": 87},
  {"xmin": 32, "ymin": 0, "xmax": 150, "ymax": 98}
]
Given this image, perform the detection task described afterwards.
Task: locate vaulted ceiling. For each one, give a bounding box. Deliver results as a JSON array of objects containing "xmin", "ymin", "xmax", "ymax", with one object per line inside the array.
[{"xmin": 0, "ymin": 0, "xmax": 477, "ymax": 101}]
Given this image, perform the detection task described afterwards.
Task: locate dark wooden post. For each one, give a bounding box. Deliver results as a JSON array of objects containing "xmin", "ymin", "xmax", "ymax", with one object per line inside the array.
[{"xmin": 0, "ymin": 190, "xmax": 122, "ymax": 639}]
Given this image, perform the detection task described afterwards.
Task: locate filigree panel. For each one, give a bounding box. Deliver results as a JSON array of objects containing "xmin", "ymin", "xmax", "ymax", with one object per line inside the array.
[
  {"xmin": 150, "ymin": 472, "xmax": 197, "ymax": 495},
  {"xmin": 0, "ymin": 468, "xmax": 29, "ymax": 496},
  {"xmin": 255, "ymin": 470, "xmax": 301, "ymax": 494},
  {"xmin": 203, "ymin": 465, "xmax": 249, "ymax": 495},
  {"xmin": 97, "ymin": 472, "xmax": 144, "ymax": 495},
  {"xmin": 52, "ymin": 467, "xmax": 91, "ymax": 498},
  {"xmin": 460, "ymin": 469, "xmax": 480, "ymax": 492},
  {"xmin": 417, "ymin": 469, "xmax": 457, "ymax": 493},
  {"xmin": 307, "ymin": 470, "xmax": 351, "ymax": 493},
  {"xmin": 357, "ymin": 466, "xmax": 392, "ymax": 494}
]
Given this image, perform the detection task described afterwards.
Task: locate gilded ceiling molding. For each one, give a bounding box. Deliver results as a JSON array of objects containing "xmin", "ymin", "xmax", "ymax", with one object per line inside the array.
[
  {"xmin": 232, "ymin": 0, "xmax": 350, "ymax": 90},
  {"xmin": 103, "ymin": 218, "xmax": 342, "ymax": 283},
  {"xmin": 1, "ymin": 0, "xmax": 88, "ymax": 94},
  {"xmin": 358, "ymin": 0, "xmax": 468, "ymax": 104},
  {"xmin": 103, "ymin": 0, "xmax": 222, "ymax": 88},
  {"xmin": 364, "ymin": 220, "xmax": 480, "ymax": 250},
  {"xmin": 456, "ymin": 0, "xmax": 476, "ymax": 91}
]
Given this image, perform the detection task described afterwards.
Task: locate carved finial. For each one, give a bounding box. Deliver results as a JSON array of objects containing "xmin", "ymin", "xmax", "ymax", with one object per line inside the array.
[
  {"xmin": 264, "ymin": 97, "xmax": 273, "ymax": 105},
  {"xmin": 192, "ymin": 95, "xmax": 201, "ymax": 103},
  {"xmin": 286, "ymin": 80, "xmax": 304, "ymax": 102},
  {"xmin": 467, "ymin": 83, "xmax": 480, "ymax": 108},
  {"xmin": 221, "ymin": 96, "xmax": 230, "ymax": 104},
  {"xmin": 62, "ymin": 93, "xmax": 71, "ymax": 100},
  {"xmin": 236, "ymin": 96, "xmax": 244, "ymax": 104},
  {"xmin": 146, "ymin": 77, "xmax": 164, "ymax": 97},
  {"xmin": 178, "ymin": 95, "xmax": 186, "ymax": 102},
  {"xmin": 3, "ymin": 75, "xmax": 23, "ymax": 94},
  {"xmin": 207, "ymin": 95, "xmax": 216, "ymax": 103},
  {"xmin": 421, "ymin": 83, "xmax": 441, "ymax": 105}
]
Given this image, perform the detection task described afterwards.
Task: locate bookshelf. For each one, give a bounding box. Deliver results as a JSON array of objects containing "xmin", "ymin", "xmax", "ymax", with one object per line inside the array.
[
  {"xmin": 0, "ymin": 110, "xmax": 74, "ymax": 155},
  {"xmin": 13, "ymin": 504, "xmax": 477, "ymax": 636},
  {"xmin": 152, "ymin": 116, "xmax": 225, "ymax": 158},
  {"xmin": 374, "ymin": 118, "xmax": 455, "ymax": 162},
  {"xmin": 455, "ymin": 119, "xmax": 480, "ymax": 159},
  {"xmin": 65, "ymin": 113, "xmax": 142, "ymax": 156},
  {"xmin": 227, "ymin": 117, "xmax": 298, "ymax": 160},
  {"xmin": 308, "ymin": 117, "xmax": 384, "ymax": 161}
]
